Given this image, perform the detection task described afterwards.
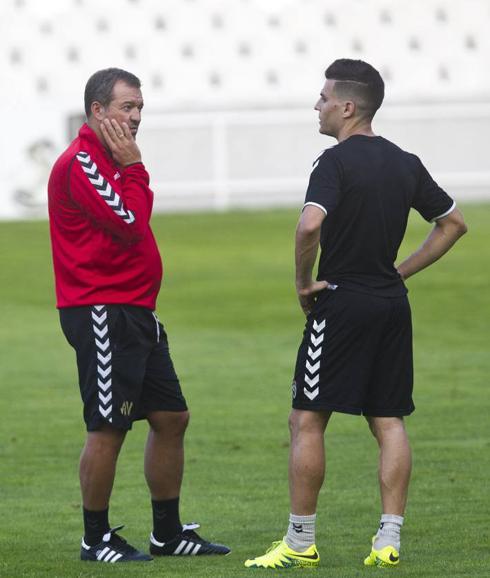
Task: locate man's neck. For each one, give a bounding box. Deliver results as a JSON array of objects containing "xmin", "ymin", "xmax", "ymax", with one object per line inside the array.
[{"xmin": 337, "ymin": 120, "xmax": 375, "ymax": 143}]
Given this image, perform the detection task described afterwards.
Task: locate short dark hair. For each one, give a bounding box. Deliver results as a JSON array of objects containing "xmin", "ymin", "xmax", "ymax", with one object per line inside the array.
[
  {"xmin": 84, "ymin": 68, "xmax": 141, "ymax": 118},
  {"xmin": 325, "ymin": 59, "xmax": 384, "ymax": 119}
]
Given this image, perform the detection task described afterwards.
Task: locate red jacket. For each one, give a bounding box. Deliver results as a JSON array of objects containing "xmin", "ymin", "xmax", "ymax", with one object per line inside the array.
[{"xmin": 48, "ymin": 124, "xmax": 162, "ymax": 309}]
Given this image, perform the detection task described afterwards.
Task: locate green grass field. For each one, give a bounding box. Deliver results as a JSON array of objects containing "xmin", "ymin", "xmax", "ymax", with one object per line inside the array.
[{"xmin": 1, "ymin": 205, "xmax": 489, "ymax": 578}]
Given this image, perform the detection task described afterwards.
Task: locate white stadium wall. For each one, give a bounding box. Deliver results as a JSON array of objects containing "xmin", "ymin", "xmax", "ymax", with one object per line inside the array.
[{"xmin": 2, "ymin": 0, "xmax": 490, "ymax": 219}]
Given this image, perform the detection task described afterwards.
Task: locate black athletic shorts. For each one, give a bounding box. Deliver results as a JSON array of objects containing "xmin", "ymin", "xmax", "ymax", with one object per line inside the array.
[
  {"xmin": 60, "ymin": 304, "xmax": 188, "ymax": 431},
  {"xmin": 292, "ymin": 288, "xmax": 414, "ymax": 417}
]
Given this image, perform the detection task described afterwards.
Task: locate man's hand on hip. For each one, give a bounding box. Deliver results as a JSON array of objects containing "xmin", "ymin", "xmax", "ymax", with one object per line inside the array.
[
  {"xmin": 296, "ymin": 280, "xmax": 330, "ymax": 316},
  {"xmin": 100, "ymin": 118, "xmax": 142, "ymax": 167}
]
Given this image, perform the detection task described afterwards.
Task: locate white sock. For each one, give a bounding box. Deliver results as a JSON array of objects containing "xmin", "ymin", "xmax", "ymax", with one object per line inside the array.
[
  {"xmin": 374, "ymin": 514, "xmax": 403, "ymax": 551},
  {"xmin": 284, "ymin": 513, "xmax": 316, "ymax": 552}
]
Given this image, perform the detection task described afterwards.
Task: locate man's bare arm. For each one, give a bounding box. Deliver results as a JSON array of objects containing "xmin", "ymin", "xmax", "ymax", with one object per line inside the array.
[
  {"xmin": 295, "ymin": 205, "xmax": 330, "ymax": 315},
  {"xmin": 397, "ymin": 208, "xmax": 467, "ymax": 280}
]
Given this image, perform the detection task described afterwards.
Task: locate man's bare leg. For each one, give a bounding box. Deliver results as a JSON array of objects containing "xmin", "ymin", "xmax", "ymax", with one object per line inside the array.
[
  {"xmin": 80, "ymin": 425, "xmax": 126, "ymax": 510},
  {"xmin": 285, "ymin": 409, "xmax": 331, "ymax": 551},
  {"xmin": 367, "ymin": 416, "xmax": 411, "ymax": 515},
  {"xmin": 366, "ymin": 416, "xmax": 412, "ymax": 554}
]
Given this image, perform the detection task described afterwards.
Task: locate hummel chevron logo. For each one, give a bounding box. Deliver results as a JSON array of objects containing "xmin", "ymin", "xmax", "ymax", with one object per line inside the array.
[
  {"xmin": 106, "ymin": 194, "xmax": 120, "ymax": 207},
  {"xmin": 98, "ymin": 392, "xmax": 112, "ymax": 405},
  {"xmin": 98, "ymin": 366, "xmax": 111, "ymax": 379},
  {"xmin": 313, "ymin": 319, "xmax": 325, "ymax": 332},
  {"xmin": 76, "ymin": 151, "xmax": 136, "ymax": 225},
  {"xmin": 308, "ymin": 346, "xmax": 322, "ymax": 360},
  {"xmin": 92, "ymin": 304, "xmax": 113, "ymax": 423},
  {"xmin": 310, "ymin": 333, "xmax": 324, "ymax": 347},
  {"xmin": 93, "ymin": 325, "xmax": 108, "ymax": 338},
  {"xmin": 97, "ymin": 351, "xmax": 112, "ymax": 364},
  {"xmin": 305, "ymin": 375, "xmax": 319, "ymax": 387},
  {"xmin": 303, "ymin": 318, "xmax": 325, "ymax": 403},
  {"xmin": 95, "ymin": 338, "xmax": 110, "ymax": 351},
  {"xmin": 91, "ymin": 311, "xmax": 107, "ymax": 324},
  {"xmin": 88, "ymin": 174, "xmax": 104, "ymax": 187},
  {"xmin": 304, "ymin": 387, "xmax": 319, "ymax": 400},
  {"xmin": 98, "ymin": 378, "xmax": 111, "ymax": 392},
  {"xmin": 99, "ymin": 405, "xmax": 112, "ymax": 418},
  {"xmin": 305, "ymin": 360, "xmax": 320, "ymax": 374}
]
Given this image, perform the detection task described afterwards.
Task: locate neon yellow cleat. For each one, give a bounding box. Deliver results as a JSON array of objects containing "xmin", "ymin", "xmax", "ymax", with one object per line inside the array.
[
  {"xmin": 364, "ymin": 537, "xmax": 400, "ymax": 568},
  {"xmin": 245, "ymin": 539, "xmax": 320, "ymax": 569}
]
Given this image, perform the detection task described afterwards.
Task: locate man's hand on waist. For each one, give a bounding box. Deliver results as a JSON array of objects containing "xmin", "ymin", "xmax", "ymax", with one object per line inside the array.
[
  {"xmin": 296, "ymin": 280, "xmax": 330, "ymax": 316},
  {"xmin": 100, "ymin": 118, "xmax": 142, "ymax": 167}
]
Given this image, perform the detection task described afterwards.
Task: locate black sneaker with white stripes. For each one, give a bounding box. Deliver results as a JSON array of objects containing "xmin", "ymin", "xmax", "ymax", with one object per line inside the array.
[
  {"xmin": 81, "ymin": 525, "xmax": 153, "ymax": 563},
  {"xmin": 149, "ymin": 523, "xmax": 231, "ymax": 556}
]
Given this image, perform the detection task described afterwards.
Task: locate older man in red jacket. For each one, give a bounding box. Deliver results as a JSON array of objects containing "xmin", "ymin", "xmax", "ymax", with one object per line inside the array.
[{"xmin": 48, "ymin": 68, "xmax": 229, "ymax": 563}]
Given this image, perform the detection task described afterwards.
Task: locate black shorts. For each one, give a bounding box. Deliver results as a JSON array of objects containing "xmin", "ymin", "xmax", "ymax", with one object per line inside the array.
[
  {"xmin": 292, "ymin": 288, "xmax": 414, "ymax": 417},
  {"xmin": 60, "ymin": 305, "xmax": 188, "ymax": 431}
]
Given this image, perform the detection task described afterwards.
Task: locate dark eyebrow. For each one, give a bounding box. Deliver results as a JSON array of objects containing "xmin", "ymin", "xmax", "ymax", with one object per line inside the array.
[{"xmin": 121, "ymin": 100, "xmax": 144, "ymax": 108}]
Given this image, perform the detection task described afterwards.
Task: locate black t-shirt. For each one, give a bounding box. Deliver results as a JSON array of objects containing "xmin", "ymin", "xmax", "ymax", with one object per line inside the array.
[{"xmin": 304, "ymin": 135, "xmax": 455, "ymax": 297}]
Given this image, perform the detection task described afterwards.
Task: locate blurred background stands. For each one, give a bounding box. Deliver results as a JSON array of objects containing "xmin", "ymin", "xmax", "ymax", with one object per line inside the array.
[{"xmin": 2, "ymin": 0, "xmax": 490, "ymax": 217}]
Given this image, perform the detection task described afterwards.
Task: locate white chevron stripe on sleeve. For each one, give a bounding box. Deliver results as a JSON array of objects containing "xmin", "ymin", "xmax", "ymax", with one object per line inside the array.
[
  {"xmin": 76, "ymin": 151, "xmax": 136, "ymax": 224},
  {"xmin": 88, "ymin": 174, "xmax": 104, "ymax": 187},
  {"xmin": 106, "ymin": 194, "xmax": 121, "ymax": 207}
]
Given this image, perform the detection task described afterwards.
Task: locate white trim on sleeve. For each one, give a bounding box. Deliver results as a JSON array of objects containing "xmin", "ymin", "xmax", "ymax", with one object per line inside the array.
[
  {"xmin": 431, "ymin": 200, "xmax": 456, "ymax": 222},
  {"xmin": 303, "ymin": 202, "xmax": 328, "ymax": 216}
]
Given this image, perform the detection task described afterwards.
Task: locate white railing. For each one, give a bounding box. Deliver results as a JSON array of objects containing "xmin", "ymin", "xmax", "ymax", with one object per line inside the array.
[{"xmin": 140, "ymin": 102, "xmax": 490, "ymax": 212}]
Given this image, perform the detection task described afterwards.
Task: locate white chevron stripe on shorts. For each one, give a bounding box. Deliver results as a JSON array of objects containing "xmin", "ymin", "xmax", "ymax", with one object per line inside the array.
[
  {"xmin": 76, "ymin": 151, "xmax": 135, "ymax": 224},
  {"xmin": 304, "ymin": 318, "xmax": 326, "ymax": 401},
  {"xmin": 91, "ymin": 305, "xmax": 112, "ymax": 423}
]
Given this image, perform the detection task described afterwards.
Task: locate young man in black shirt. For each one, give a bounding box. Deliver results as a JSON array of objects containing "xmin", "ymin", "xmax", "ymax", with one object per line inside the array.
[{"xmin": 245, "ymin": 59, "xmax": 467, "ymax": 570}]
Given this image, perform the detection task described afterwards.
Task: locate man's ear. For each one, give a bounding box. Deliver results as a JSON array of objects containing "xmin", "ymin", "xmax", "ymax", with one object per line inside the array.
[
  {"xmin": 90, "ymin": 101, "xmax": 105, "ymax": 121},
  {"xmin": 342, "ymin": 100, "xmax": 356, "ymax": 119}
]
